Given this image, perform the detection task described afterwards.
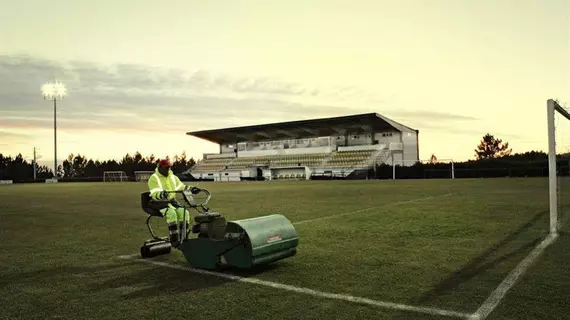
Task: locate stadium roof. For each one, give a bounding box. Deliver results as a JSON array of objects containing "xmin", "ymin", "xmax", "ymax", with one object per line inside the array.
[{"xmin": 186, "ymin": 113, "xmax": 417, "ymax": 145}]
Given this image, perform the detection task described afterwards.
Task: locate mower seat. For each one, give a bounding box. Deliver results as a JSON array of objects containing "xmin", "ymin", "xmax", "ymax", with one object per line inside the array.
[{"xmin": 141, "ymin": 192, "xmax": 165, "ymax": 217}]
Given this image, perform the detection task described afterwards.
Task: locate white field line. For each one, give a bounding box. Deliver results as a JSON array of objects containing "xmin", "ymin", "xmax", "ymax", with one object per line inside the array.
[
  {"xmin": 470, "ymin": 232, "xmax": 559, "ymax": 320},
  {"xmin": 293, "ymin": 193, "xmax": 453, "ymax": 225},
  {"xmin": 117, "ymin": 255, "xmax": 471, "ymax": 319}
]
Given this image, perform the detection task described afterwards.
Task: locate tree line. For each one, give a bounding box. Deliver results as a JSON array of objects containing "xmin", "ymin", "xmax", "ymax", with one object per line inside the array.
[
  {"xmin": 372, "ymin": 133, "xmax": 567, "ymax": 179},
  {"xmin": 373, "ymin": 150, "xmax": 562, "ymax": 180},
  {"xmin": 2, "ymin": 133, "xmax": 568, "ymax": 182},
  {"xmin": 0, "ymin": 151, "xmax": 196, "ymax": 182},
  {"xmin": 0, "ymin": 153, "xmax": 54, "ymax": 181}
]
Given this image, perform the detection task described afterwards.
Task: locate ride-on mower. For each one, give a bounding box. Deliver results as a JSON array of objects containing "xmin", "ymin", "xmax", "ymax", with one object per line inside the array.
[{"xmin": 139, "ymin": 188, "xmax": 298, "ymax": 270}]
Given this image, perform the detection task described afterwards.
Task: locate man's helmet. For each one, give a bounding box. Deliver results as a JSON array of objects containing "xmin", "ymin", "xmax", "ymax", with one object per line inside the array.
[{"xmin": 158, "ymin": 158, "xmax": 172, "ymax": 167}]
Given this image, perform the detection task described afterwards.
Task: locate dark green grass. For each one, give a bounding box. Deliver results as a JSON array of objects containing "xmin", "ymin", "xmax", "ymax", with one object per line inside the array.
[{"xmin": 0, "ymin": 178, "xmax": 567, "ymax": 319}]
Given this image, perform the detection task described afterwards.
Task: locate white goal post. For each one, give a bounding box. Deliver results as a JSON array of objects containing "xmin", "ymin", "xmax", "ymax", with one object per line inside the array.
[
  {"xmin": 103, "ymin": 171, "xmax": 129, "ymax": 182},
  {"xmin": 547, "ymin": 98, "xmax": 569, "ymax": 234},
  {"xmin": 134, "ymin": 171, "xmax": 154, "ymax": 181}
]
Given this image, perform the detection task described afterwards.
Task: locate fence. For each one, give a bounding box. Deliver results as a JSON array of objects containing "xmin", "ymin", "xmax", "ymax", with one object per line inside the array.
[{"xmin": 372, "ymin": 159, "xmax": 561, "ymax": 180}]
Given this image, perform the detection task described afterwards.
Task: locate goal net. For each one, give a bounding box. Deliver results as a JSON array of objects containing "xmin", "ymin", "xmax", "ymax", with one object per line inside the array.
[
  {"xmin": 103, "ymin": 171, "xmax": 129, "ymax": 182},
  {"xmin": 548, "ymin": 98, "xmax": 570, "ymax": 234},
  {"xmin": 134, "ymin": 171, "xmax": 154, "ymax": 181}
]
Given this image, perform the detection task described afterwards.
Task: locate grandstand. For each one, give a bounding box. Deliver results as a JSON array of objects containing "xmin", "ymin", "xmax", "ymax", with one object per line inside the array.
[{"xmin": 185, "ymin": 113, "xmax": 419, "ymax": 181}]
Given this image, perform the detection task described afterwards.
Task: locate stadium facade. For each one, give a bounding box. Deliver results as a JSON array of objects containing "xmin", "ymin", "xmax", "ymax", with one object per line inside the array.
[{"xmin": 185, "ymin": 113, "xmax": 419, "ymax": 181}]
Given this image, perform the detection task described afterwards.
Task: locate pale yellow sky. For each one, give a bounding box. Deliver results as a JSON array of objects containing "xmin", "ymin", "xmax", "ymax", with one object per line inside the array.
[{"xmin": 1, "ymin": 0, "xmax": 568, "ymax": 165}]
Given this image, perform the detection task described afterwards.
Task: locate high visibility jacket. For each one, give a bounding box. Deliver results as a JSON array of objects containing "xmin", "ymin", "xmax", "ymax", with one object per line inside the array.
[{"xmin": 147, "ymin": 168, "xmax": 185, "ymax": 200}]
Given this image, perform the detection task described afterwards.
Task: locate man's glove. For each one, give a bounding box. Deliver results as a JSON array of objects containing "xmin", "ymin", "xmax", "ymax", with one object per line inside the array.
[
  {"xmin": 159, "ymin": 191, "xmax": 169, "ymax": 200},
  {"xmin": 183, "ymin": 185, "xmax": 200, "ymax": 194}
]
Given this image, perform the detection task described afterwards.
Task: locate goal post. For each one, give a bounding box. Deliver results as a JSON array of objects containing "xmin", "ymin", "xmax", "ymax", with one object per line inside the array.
[
  {"xmin": 547, "ymin": 98, "xmax": 570, "ymax": 234},
  {"xmin": 134, "ymin": 171, "xmax": 154, "ymax": 182},
  {"xmin": 103, "ymin": 171, "xmax": 129, "ymax": 182}
]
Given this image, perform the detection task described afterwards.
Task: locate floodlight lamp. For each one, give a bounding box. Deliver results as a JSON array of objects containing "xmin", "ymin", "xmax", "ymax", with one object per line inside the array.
[{"xmin": 42, "ymin": 81, "xmax": 67, "ymax": 100}]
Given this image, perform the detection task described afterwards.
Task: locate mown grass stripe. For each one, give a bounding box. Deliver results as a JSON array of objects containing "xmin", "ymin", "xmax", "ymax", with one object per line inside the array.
[
  {"xmin": 119, "ymin": 255, "xmax": 471, "ymax": 319},
  {"xmin": 293, "ymin": 193, "xmax": 453, "ymax": 225}
]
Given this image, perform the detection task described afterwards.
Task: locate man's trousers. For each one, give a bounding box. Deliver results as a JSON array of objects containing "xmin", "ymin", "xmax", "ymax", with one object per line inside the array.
[{"xmin": 160, "ymin": 204, "xmax": 190, "ymax": 246}]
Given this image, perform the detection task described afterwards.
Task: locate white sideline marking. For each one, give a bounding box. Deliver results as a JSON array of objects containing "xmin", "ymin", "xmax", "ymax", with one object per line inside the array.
[
  {"xmin": 117, "ymin": 254, "xmax": 471, "ymax": 319},
  {"xmin": 470, "ymin": 232, "xmax": 559, "ymax": 320},
  {"xmin": 293, "ymin": 193, "xmax": 453, "ymax": 225}
]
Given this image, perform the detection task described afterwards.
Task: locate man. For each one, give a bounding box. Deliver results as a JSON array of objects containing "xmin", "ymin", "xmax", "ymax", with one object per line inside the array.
[{"xmin": 147, "ymin": 158, "xmax": 198, "ymax": 247}]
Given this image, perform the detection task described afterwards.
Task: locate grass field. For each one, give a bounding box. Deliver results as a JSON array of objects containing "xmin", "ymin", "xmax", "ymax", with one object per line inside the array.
[{"xmin": 1, "ymin": 178, "xmax": 569, "ymax": 319}]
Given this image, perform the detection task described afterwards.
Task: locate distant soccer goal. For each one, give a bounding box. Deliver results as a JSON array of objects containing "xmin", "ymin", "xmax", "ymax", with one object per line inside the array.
[
  {"xmin": 134, "ymin": 171, "xmax": 154, "ymax": 182},
  {"xmin": 103, "ymin": 171, "xmax": 129, "ymax": 182},
  {"xmin": 547, "ymin": 98, "xmax": 570, "ymax": 234}
]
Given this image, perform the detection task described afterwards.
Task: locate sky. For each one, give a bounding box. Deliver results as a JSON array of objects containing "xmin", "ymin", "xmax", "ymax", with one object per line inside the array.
[{"xmin": 1, "ymin": 0, "xmax": 568, "ymax": 168}]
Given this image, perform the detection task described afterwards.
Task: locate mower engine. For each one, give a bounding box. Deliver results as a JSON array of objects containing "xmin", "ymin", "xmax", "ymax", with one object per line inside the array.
[{"xmin": 192, "ymin": 212, "xmax": 229, "ymax": 239}]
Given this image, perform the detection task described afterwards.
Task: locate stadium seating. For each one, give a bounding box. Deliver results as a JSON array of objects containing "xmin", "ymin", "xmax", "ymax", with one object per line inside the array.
[
  {"xmin": 190, "ymin": 157, "xmax": 234, "ymax": 172},
  {"xmin": 271, "ymin": 170, "xmax": 306, "ymax": 180},
  {"xmin": 323, "ymin": 149, "xmax": 377, "ymax": 167},
  {"xmin": 190, "ymin": 149, "xmax": 382, "ymax": 174},
  {"xmin": 225, "ymin": 153, "xmax": 329, "ymax": 169}
]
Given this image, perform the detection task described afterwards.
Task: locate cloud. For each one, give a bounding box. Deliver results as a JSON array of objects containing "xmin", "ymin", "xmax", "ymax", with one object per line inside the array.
[
  {"xmin": 386, "ymin": 110, "xmax": 479, "ymax": 121},
  {"xmin": 0, "ymin": 131, "xmax": 32, "ymax": 140},
  {"xmin": 1, "ymin": 53, "xmax": 373, "ymax": 134},
  {"xmin": 0, "ymin": 130, "xmax": 30, "ymax": 137},
  {"xmin": 374, "ymin": 108, "xmax": 481, "ymax": 134},
  {"xmin": 0, "ymin": 96, "xmax": 351, "ymax": 134},
  {"xmin": 0, "ymin": 56, "xmax": 372, "ymax": 131},
  {"xmin": 0, "ymin": 54, "xmax": 360, "ymax": 134},
  {"xmin": 0, "ymin": 54, "xmax": 313, "ymax": 100},
  {"xmin": 0, "ymin": 131, "xmax": 32, "ymax": 153}
]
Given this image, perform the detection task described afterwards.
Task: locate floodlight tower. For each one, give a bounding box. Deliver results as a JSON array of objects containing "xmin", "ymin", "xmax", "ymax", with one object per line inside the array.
[{"xmin": 41, "ymin": 81, "xmax": 67, "ymax": 179}]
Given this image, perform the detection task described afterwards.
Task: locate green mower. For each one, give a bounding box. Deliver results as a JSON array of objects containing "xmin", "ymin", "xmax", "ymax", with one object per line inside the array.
[{"xmin": 139, "ymin": 188, "xmax": 298, "ymax": 270}]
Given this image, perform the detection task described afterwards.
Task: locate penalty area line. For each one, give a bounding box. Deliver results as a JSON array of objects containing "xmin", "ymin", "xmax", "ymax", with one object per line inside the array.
[
  {"xmin": 117, "ymin": 254, "xmax": 471, "ymax": 319},
  {"xmin": 293, "ymin": 193, "xmax": 453, "ymax": 225},
  {"xmin": 470, "ymin": 232, "xmax": 559, "ymax": 320}
]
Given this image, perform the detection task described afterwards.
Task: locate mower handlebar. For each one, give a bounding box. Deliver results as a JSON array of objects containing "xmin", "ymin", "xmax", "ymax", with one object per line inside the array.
[{"xmin": 162, "ymin": 187, "xmax": 211, "ymax": 206}]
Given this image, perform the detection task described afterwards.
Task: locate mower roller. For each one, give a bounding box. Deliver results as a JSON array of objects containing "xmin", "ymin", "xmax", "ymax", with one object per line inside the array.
[{"xmin": 139, "ymin": 188, "xmax": 298, "ymax": 270}]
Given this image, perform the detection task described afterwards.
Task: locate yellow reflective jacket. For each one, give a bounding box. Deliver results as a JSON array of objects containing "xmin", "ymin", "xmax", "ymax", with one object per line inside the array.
[{"xmin": 147, "ymin": 167, "xmax": 185, "ymax": 200}]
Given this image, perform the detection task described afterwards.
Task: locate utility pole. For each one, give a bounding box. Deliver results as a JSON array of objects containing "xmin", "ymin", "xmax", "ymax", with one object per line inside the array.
[{"xmin": 33, "ymin": 147, "xmax": 37, "ymax": 180}]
